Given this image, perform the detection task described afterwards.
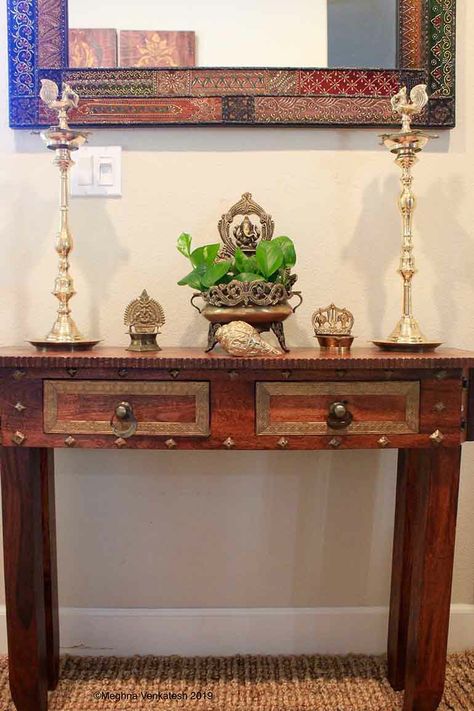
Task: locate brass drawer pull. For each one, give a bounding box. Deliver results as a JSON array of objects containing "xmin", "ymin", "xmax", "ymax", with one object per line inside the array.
[
  {"xmin": 110, "ymin": 401, "xmax": 137, "ymax": 439},
  {"xmin": 327, "ymin": 401, "xmax": 353, "ymax": 430}
]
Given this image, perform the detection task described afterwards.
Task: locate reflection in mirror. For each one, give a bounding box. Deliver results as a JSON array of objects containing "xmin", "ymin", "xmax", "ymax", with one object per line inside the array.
[{"xmin": 67, "ymin": 0, "xmax": 397, "ymax": 70}]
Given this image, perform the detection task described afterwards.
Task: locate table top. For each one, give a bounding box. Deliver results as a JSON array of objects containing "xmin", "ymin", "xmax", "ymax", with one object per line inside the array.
[{"xmin": 0, "ymin": 346, "xmax": 474, "ymax": 370}]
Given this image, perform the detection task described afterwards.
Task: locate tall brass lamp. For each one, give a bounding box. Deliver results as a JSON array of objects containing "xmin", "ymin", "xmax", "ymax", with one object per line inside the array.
[
  {"xmin": 29, "ymin": 80, "xmax": 100, "ymax": 351},
  {"xmin": 373, "ymin": 84, "xmax": 440, "ymax": 352}
]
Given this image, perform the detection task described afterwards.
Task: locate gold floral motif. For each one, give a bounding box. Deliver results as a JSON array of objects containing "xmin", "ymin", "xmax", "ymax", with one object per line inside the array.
[{"xmin": 135, "ymin": 33, "xmax": 179, "ymax": 68}]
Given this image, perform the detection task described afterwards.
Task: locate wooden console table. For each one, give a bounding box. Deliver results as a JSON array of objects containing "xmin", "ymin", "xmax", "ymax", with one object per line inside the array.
[{"xmin": 1, "ymin": 346, "xmax": 474, "ymax": 711}]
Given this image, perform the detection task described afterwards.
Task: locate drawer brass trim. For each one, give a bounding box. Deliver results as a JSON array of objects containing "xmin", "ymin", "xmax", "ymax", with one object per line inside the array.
[
  {"xmin": 256, "ymin": 381, "xmax": 420, "ymax": 435},
  {"xmin": 44, "ymin": 380, "xmax": 209, "ymax": 437}
]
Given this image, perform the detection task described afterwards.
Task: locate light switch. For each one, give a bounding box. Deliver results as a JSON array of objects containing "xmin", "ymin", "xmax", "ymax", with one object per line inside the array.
[
  {"xmin": 98, "ymin": 159, "xmax": 114, "ymax": 186},
  {"xmin": 77, "ymin": 156, "xmax": 93, "ymax": 186},
  {"xmin": 71, "ymin": 146, "xmax": 122, "ymax": 197}
]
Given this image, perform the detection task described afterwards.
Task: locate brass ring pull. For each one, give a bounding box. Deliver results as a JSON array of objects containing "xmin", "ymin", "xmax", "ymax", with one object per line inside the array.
[
  {"xmin": 110, "ymin": 401, "xmax": 138, "ymax": 439},
  {"xmin": 327, "ymin": 401, "xmax": 353, "ymax": 430}
]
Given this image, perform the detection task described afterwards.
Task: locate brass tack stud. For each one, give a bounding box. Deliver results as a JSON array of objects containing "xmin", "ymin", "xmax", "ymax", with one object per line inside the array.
[
  {"xmin": 281, "ymin": 370, "xmax": 292, "ymax": 380},
  {"xmin": 336, "ymin": 370, "xmax": 347, "ymax": 378},
  {"xmin": 115, "ymin": 437, "xmax": 127, "ymax": 448},
  {"xmin": 434, "ymin": 401, "xmax": 446, "ymax": 413},
  {"xmin": 64, "ymin": 436, "xmax": 76, "ymax": 448},
  {"xmin": 169, "ymin": 370, "xmax": 180, "ymax": 380},
  {"xmin": 12, "ymin": 431, "xmax": 26, "ymax": 446},
  {"xmin": 14, "ymin": 402, "xmax": 26, "ymax": 413},
  {"xmin": 385, "ymin": 370, "xmax": 394, "ymax": 380},
  {"xmin": 223, "ymin": 437, "xmax": 235, "ymax": 449},
  {"xmin": 436, "ymin": 370, "xmax": 448, "ymax": 381},
  {"xmin": 165, "ymin": 438, "xmax": 177, "ymax": 449},
  {"xmin": 67, "ymin": 368, "xmax": 78, "ymax": 378},
  {"xmin": 277, "ymin": 437, "xmax": 289, "ymax": 449},
  {"xmin": 329, "ymin": 437, "xmax": 342, "ymax": 449},
  {"xmin": 118, "ymin": 369, "xmax": 128, "ymax": 378},
  {"xmin": 378, "ymin": 436, "xmax": 390, "ymax": 448},
  {"xmin": 12, "ymin": 370, "xmax": 26, "ymax": 381},
  {"xmin": 430, "ymin": 429, "xmax": 445, "ymax": 445},
  {"xmin": 228, "ymin": 370, "xmax": 239, "ymax": 380}
]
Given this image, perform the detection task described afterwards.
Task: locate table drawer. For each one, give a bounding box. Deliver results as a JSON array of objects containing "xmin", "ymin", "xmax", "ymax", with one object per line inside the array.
[
  {"xmin": 44, "ymin": 380, "xmax": 210, "ymax": 437},
  {"xmin": 256, "ymin": 381, "xmax": 420, "ymax": 435}
]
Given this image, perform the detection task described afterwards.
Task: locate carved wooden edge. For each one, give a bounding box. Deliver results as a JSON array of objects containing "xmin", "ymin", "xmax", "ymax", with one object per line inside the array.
[
  {"xmin": 43, "ymin": 380, "xmax": 210, "ymax": 436},
  {"xmin": 0, "ymin": 351, "xmax": 473, "ymax": 371},
  {"xmin": 7, "ymin": 0, "xmax": 456, "ymax": 128},
  {"xmin": 255, "ymin": 381, "xmax": 420, "ymax": 435}
]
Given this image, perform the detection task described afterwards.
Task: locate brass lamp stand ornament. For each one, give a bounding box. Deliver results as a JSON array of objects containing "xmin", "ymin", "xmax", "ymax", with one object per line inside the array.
[
  {"xmin": 373, "ymin": 84, "xmax": 441, "ymax": 352},
  {"xmin": 312, "ymin": 304, "xmax": 355, "ymax": 352},
  {"xmin": 29, "ymin": 80, "xmax": 100, "ymax": 351},
  {"xmin": 124, "ymin": 289, "xmax": 165, "ymax": 352}
]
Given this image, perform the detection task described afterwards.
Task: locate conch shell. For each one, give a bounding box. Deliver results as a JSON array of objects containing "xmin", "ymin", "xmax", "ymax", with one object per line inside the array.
[{"xmin": 216, "ymin": 321, "xmax": 282, "ymax": 357}]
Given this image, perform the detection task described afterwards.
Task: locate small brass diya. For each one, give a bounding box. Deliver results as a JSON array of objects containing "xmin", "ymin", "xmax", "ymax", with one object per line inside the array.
[
  {"xmin": 124, "ymin": 289, "xmax": 165, "ymax": 352},
  {"xmin": 312, "ymin": 304, "xmax": 355, "ymax": 352}
]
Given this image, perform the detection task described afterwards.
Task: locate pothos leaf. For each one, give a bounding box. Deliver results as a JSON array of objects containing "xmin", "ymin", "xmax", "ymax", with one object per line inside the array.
[
  {"xmin": 191, "ymin": 243, "xmax": 221, "ymax": 268},
  {"xmin": 255, "ymin": 241, "xmax": 284, "ymax": 278},
  {"xmin": 233, "ymin": 273, "xmax": 265, "ymax": 282},
  {"xmin": 177, "ymin": 233, "xmax": 192, "ymax": 258},
  {"xmin": 201, "ymin": 260, "xmax": 233, "ymax": 288},
  {"xmin": 273, "ymin": 236, "xmax": 296, "ymax": 268}
]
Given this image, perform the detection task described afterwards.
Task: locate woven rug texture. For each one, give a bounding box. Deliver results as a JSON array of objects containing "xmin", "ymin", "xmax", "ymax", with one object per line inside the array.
[{"xmin": 0, "ymin": 653, "xmax": 474, "ymax": 710}]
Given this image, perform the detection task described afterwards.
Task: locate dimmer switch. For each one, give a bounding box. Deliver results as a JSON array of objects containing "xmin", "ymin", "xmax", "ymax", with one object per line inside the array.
[{"xmin": 71, "ymin": 146, "xmax": 122, "ymax": 197}]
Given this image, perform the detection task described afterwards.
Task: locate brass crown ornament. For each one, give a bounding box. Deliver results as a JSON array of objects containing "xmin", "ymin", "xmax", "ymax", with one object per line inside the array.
[
  {"xmin": 312, "ymin": 304, "xmax": 355, "ymax": 351},
  {"xmin": 30, "ymin": 80, "xmax": 99, "ymax": 351},
  {"xmin": 124, "ymin": 290, "xmax": 165, "ymax": 352},
  {"xmin": 373, "ymin": 84, "xmax": 441, "ymax": 352}
]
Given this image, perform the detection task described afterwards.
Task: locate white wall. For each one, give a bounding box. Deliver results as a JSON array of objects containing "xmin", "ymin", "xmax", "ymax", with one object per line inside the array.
[
  {"xmin": 68, "ymin": 0, "xmax": 328, "ymax": 67},
  {"xmin": 1, "ymin": 2, "xmax": 474, "ymax": 655}
]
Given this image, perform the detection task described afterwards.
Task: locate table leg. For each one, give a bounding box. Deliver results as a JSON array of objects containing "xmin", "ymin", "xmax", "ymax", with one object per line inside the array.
[
  {"xmin": 388, "ymin": 449, "xmax": 417, "ymax": 691},
  {"xmin": 40, "ymin": 449, "xmax": 59, "ymax": 690},
  {"xmin": 388, "ymin": 447, "xmax": 461, "ymax": 711},
  {"xmin": 1, "ymin": 447, "xmax": 49, "ymax": 711}
]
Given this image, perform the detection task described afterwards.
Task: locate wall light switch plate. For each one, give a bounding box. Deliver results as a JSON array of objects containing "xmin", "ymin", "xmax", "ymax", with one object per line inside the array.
[{"xmin": 71, "ymin": 146, "xmax": 122, "ymax": 197}]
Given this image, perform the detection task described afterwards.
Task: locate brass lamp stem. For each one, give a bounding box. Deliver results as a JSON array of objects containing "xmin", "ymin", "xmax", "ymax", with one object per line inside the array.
[
  {"xmin": 46, "ymin": 147, "xmax": 83, "ymax": 343},
  {"xmin": 388, "ymin": 147, "xmax": 425, "ymax": 343}
]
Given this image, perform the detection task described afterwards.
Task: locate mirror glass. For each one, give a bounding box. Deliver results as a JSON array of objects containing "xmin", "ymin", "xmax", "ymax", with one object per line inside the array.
[{"xmin": 67, "ymin": 0, "xmax": 397, "ymax": 70}]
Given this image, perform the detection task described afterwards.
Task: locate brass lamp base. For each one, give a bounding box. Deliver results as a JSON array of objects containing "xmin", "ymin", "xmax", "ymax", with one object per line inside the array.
[
  {"xmin": 316, "ymin": 335, "xmax": 355, "ymax": 352},
  {"xmin": 29, "ymin": 338, "xmax": 101, "ymax": 352},
  {"xmin": 126, "ymin": 332, "xmax": 161, "ymax": 352},
  {"xmin": 373, "ymin": 316, "xmax": 442, "ymax": 352},
  {"xmin": 372, "ymin": 340, "xmax": 442, "ymax": 353}
]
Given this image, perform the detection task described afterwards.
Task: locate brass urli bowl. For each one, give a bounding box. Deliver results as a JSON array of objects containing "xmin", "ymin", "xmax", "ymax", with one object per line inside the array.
[{"xmin": 191, "ymin": 279, "xmax": 302, "ymax": 352}]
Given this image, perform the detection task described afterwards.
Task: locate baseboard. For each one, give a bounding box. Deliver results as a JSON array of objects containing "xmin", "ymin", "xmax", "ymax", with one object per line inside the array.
[{"xmin": 0, "ymin": 605, "xmax": 472, "ymax": 656}]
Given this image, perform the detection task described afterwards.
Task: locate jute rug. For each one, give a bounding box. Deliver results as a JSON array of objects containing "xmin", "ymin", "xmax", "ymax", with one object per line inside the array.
[{"xmin": 0, "ymin": 653, "xmax": 473, "ymax": 710}]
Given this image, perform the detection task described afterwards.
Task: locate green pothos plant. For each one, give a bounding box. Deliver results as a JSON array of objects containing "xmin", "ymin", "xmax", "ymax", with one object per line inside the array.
[{"xmin": 177, "ymin": 233, "xmax": 297, "ymax": 292}]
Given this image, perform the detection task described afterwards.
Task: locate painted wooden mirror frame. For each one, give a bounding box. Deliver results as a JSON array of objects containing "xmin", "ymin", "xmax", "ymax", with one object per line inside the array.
[{"xmin": 8, "ymin": 0, "xmax": 455, "ymax": 129}]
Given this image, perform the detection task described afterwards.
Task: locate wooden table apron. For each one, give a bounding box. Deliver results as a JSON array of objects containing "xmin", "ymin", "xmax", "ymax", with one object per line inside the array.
[{"xmin": 0, "ymin": 347, "xmax": 473, "ymax": 711}]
